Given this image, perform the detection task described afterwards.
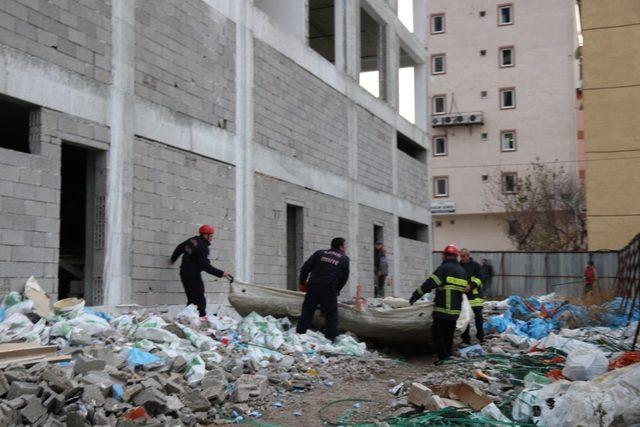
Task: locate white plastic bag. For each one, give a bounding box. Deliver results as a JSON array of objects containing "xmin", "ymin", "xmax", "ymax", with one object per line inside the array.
[
  {"xmin": 178, "ymin": 324, "xmax": 217, "ymax": 351},
  {"xmin": 185, "ymin": 355, "xmax": 206, "ymax": 385},
  {"xmin": 176, "ymin": 305, "xmax": 201, "ymax": 328},
  {"xmin": 133, "ymin": 327, "xmax": 179, "ymax": 343},
  {"xmin": 455, "ymin": 294, "xmax": 472, "ymax": 332},
  {"xmin": 562, "ymin": 347, "xmax": 608, "ymax": 381}
]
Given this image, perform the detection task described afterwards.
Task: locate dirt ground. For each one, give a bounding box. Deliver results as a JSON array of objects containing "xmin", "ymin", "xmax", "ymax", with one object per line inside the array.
[{"xmin": 257, "ymin": 352, "xmax": 438, "ymax": 427}]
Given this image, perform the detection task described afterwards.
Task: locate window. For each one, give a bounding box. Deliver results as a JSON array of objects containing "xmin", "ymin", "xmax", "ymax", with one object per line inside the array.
[
  {"xmin": 498, "ymin": 4, "xmax": 513, "ymax": 26},
  {"xmin": 500, "ymin": 88, "xmax": 516, "ymax": 109},
  {"xmin": 502, "ymin": 172, "xmax": 517, "ymax": 193},
  {"xmin": 432, "ymin": 95, "xmax": 446, "ymax": 115},
  {"xmin": 399, "ymin": 218, "xmax": 429, "ymax": 242},
  {"xmin": 434, "ymin": 176, "xmax": 448, "ymax": 197},
  {"xmin": 431, "ymin": 14, "xmax": 445, "ymax": 34},
  {"xmin": 479, "ymin": 11, "xmax": 486, "ymax": 17},
  {"xmin": 0, "ymin": 95, "xmax": 34, "ymax": 154},
  {"xmin": 359, "ymin": 8, "xmax": 385, "ymax": 99},
  {"xmin": 433, "ymin": 136, "xmax": 447, "ymax": 156},
  {"xmin": 431, "ymin": 54, "xmax": 446, "ymax": 74},
  {"xmin": 499, "ymin": 46, "xmax": 514, "ymax": 67},
  {"xmin": 480, "ymin": 49, "xmax": 487, "ymax": 56},
  {"xmin": 397, "ymin": 131, "xmax": 426, "ymax": 162},
  {"xmin": 435, "ymin": 221, "xmax": 442, "ymax": 227},
  {"xmin": 481, "ymin": 90, "xmax": 487, "ymax": 98},
  {"xmin": 399, "ymin": 48, "xmax": 417, "ymax": 123},
  {"xmin": 501, "ymin": 130, "xmax": 517, "ymax": 151},
  {"xmin": 482, "ymin": 175, "xmax": 489, "ymax": 182},
  {"xmin": 308, "ymin": 0, "xmax": 335, "ymax": 63},
  {"xmin": 481, "ymin": 132, "xmax": 488, "ymax": 140}
]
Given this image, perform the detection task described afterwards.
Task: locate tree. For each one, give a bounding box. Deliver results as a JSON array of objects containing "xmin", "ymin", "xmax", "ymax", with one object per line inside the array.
[{"xmin": 486, "ymin": 161, "xmax": 587, "ymax": 251}]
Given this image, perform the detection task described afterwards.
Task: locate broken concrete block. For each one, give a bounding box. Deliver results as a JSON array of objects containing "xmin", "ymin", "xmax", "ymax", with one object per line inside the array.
[
  {"xmin": 165, "ymin": 395, "xmax": 183, "ymax": 413},
  {"xmin": 81, "ymin": 371, "xmax": 112, "ymax": 387},
  {"xmin": 82, "ymin": 385, "xmax": 106, "ymax": 407},
  {"xmin": 40, "ymin": 366, "xmax": 74, "ymax": 393},
  {"xmin": 180, "ymin": 390, "xmax": 211, "ymax": 412},
  {"xmin": 122, "ymin": 384, "xmax": 143, "ymax": 403},
  {"xmin": 171, "ymin": 356, "xmax": 187, "ymax": 373},
  {"xmin": 21, "ymin": 396, "xmax": 47, "ymax": 425},
  {"xmin": 408, "ymin": 383, "xmax": 433, "ymax": 407},
  {"xmin": 231, "ymin": 403, "xmax": 250, "ymax": 416},
  {"xmin": 74, "ymin": 355, "xmax": 107, "ymax": 375},
  {"xmin": 6, "ymin": 396, "xmax": 28, "ymax": 410},
  {"xmin": 140, "ymin": 377, "xmax": 163, "ymax": 390},
  {"xmin": 163, "ymin": 379, "xmax": 185, "ymax": 395},
  {"xmin": 427, "ymin": 395, "xmax": 447, "ymax": 411},
  {"xmin": 42, "ymin": 391, "xmax": 65, "ymax": 414},
  {"xmin": 0, "ymin": 372, "xmax": 9, "ymax": 397},
  {"xmin": 65, "ymin": 410, "xmax": 88, "ymax": 427},
  {"xmin": 7, "ymin": 381, "xmax": 40, "ymax": 399},
  {"xmin": 232, "ymin": 374, "xmax": 268, "ymax": 403},
  {"xmin": 0, "ymin": 401, "xmax": 20, "ymax": 426},
  {"xmin": 69, "ymin": 329, "xmax": 92, "ymax": 346},
  {"xmin": 132, "ymin": 388, "xmax": 167, "ymax": 415}
]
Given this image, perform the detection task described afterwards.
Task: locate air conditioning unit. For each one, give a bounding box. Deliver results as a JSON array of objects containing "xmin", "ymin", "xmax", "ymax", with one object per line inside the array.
[
  {"xmin": 431, "ymin": 117, "xmax": 445, "ymax": 127},
  {"xmin": 431, "ymin": 112, "xmax": 484, "ymax": 127},
  {"xmin": 462, "ymin": 112, "xmax": 484, "ymax": 125}
]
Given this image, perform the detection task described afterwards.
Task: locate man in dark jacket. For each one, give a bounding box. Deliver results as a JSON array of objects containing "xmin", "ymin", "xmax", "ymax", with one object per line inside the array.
[
  {"xmin": 296, "ymin": 237, "xmax": 350, "ymax": 341},
  {"xmin": 409, "ymin": 244, "xmax": 469, "ymax": 362},
  {"xmin": 459, "ymin": 248, "xmax": 485, "ymax": 344},
  {"xmin": 171, "ymin": 224, "xmax": 231, "ymax": 317}
]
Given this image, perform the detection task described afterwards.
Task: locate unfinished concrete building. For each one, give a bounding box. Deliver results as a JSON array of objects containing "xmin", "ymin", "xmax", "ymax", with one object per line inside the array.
[{"xmin": 0, "ymin": 0, "xmax": 431, "ymax": 308}]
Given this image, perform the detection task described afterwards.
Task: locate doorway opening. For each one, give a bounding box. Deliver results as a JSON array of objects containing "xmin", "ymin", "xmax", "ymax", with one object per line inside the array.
[
  {"xmin": 286, "ymin": 204, "xmax": 304, "ymax": 290},
  {"xmin": 58, "ymin": 143, "xmax": 106, "ymax": 305}
]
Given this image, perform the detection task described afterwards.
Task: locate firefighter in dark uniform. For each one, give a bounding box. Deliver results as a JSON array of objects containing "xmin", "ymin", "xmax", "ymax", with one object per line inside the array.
[
  {"xmin": 296, "ymin": 237, "xmax": 350, "ymax": 341},
  {"xmin": 409, "ymin": 244, "xmax": 469, "ymax": 362},
  {"xmin": 459, "ymin": 248, "xmax": 485, "ymax": 344},
  {"xmin": 171, "ymin": 225, "xmax": 231, "ymax": 317}
]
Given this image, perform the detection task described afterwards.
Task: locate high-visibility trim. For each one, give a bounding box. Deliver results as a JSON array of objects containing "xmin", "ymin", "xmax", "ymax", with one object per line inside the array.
[
  {"xmin": 469, "ymin": 298, "xmax": 484, "ymax": 307},
  {"xmin": 434, "ymin": 306, "xmax": 462, "ymax": 315},
  {"xmin": 445, "ymin": 288, "xmax": 451, "ymax": 311},
  {"xmin": 443, "ymin": 285, "xmax": 466, "ymax": 292},
  {"xmin": 416, "ymin": 287, "xmax": 425, "ymax": 296},
  {"xmin": 446, "ymin": 276, "xmax": 467, "ymax": 287},
  {"xmin": 471, "ymin": 276, "xmax": 482, "ymax": 286},
  {"xmin": 430, "ymin": 274, "xmax": 442, "ymax": 286}
]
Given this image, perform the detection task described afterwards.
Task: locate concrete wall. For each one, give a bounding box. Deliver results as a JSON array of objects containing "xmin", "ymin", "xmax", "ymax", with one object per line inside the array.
[
  {"xmin": 582, "ymin": 0, "xmax": 640, "ymax": 250},
  {"xmin": 253, "ymin": 40, "xmax": 349, "ymax": 177},
  {"xmin": 398, "ymin": 237, "xmax": 429, "ymax": 296},
  {"xmin": 134, "ymin": 0, "xmax": 236, "ymax": 130},
  {"xmin": 428, "ymin": 0, "xmax": 580, "ymax": 250},
  {"xmin": 0, "ymin": 0, "xmax": 430, "ymax": 306},
  {"xmin": 131, "ymin": 137, "xmax": 236, "ymax": 306},
  {"xmin": 0, "ymin": 0, "xmax": 111, "ymax": 83},
  {"xmin": 433, "ymin": 213, "xmax": 513, "ymax": 251}
]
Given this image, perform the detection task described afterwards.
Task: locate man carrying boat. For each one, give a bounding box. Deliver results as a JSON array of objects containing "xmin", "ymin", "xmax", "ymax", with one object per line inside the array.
[
  {"xmin": 409, "ymin": 244, "xmax": 469, "ymax": 362},
  {"xmin": 296, "ymin": 237, "xmax": 350, "ymax": 341}
]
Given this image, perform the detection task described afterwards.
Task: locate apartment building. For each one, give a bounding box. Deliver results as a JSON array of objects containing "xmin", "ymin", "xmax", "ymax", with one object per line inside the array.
[
  {"xmin": 581, "ymin": 0, "xmax": 640, "ymax": 250},
  {"xmin": 0, "ymin": 0, "xmax": 431, "ymax": 307},
  {"xmin": 426, "ymin": 0, "xmax": 581, "ymax": 250}
]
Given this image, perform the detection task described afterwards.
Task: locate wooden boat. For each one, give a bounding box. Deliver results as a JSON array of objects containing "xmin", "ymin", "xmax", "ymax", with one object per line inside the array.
[{"xmin": 228, "ymin": 281, "xmax": 433, "ymax": 345}]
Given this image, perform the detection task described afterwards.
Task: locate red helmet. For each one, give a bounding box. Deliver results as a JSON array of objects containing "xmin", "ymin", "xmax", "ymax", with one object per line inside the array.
[
  {"xmin": 199, "ymin": 224, "xmax": 215, "ymax": 235},
  {"xmin": 443, "ymin": 244, "xmax": 459, "ymax": 256}
]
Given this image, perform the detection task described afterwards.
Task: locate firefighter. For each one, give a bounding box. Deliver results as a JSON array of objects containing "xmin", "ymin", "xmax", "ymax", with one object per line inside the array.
[
  {"xmin": 170, "ymin": 225, "xmax": 231, "ymax": 318},
  {"xmin": 296, "ymin": 237, "xmax": 350, "ymax": 341},
  {"xmin": 409, "ymin": 244, "xmax": 469, "ymax": 362},
  {"xmin": 459, "ymin": 248, "xmax": 485, "ymax": 344}
]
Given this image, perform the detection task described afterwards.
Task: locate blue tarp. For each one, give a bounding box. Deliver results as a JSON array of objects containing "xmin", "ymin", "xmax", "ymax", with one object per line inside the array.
[{"xmin": 485, "ymin": 295, "xmax": 637, "ymax": 339}]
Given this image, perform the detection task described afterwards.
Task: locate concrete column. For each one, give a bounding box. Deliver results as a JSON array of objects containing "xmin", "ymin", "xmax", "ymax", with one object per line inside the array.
[
  {"xmin": 414, "ymin": 63, "xmax": 428, "ymax": 129},
  {"xmin": 103, "ymin": 0, "xmax": 135, "ymax": 307},
  {"xmin": 343, "ymin": 0, "xmax": 360, "ymax": 79},
  {"xmin": 347, "ymin": 105, "xmax": 359, "ymax": 298},
  {"xmin": 413, "ymin": 0, "xmax": 427, "ymax": 46},
  {"xmin": 334, "ymin": 0, "xmax": 346, "ymax": 72},
  {"xmin": 234, "ymin": 1, "xmax": 255, "ymax": 282},
  {"xmin": 391, "ymin": 130, "xmax": 401, "ymax": 296},
  {"xmin": 386, "ymin": 31, "xmax": 400, "ymax": 110}
]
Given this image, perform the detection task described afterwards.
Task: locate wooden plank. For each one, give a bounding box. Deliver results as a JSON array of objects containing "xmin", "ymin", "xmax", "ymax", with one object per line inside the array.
[
  {"xmin": 0, "ymin": 343, "xmax": 58, "ymax": 361},
  {"xmin": 0, "ymin": 354, "xmax": 71, "ymax": 369}
]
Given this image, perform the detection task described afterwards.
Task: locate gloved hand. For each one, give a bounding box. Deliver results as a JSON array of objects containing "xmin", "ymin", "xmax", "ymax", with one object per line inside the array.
[{"xmin": 409, "ymin": 291, "xmax": 420, "ymax": 305}]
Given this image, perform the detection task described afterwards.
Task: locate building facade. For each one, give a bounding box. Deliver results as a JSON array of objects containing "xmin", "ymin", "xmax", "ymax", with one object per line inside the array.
[
  {"xmin": 426, "ymin": 0, "xmax": 580, "ymax": 250},
  {"xmin": 581, "ymin": 0, "xmax": 640, "ymax": 250},
  {"xmin": 0, "ymin": 0, "xmax": 432, "ymax": 308}
]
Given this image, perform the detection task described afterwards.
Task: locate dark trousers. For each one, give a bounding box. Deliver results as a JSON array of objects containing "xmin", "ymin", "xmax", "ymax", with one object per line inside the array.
[
  {"xmin": 461, "ymin": 306, "xmax": 485, "ymax": 343},
  {"xmin": 432, "ymin": 316, "xmax": 456, "ymax": 360},
  {"xmin": 374, "ymin": 275, "xmax": 386, "ymax": 298},
  {"xmin": 296, "ymin": 284, "xmax": 338, "ymax": 341},
  {"xmin": 180, "ymin": 272, "xmax": 207, "ymax": 317}
]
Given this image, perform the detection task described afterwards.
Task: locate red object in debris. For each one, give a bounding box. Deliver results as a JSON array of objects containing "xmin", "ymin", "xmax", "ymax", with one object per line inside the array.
[
  {"xmin": 609, "ymin": 351, "xmax": 640, "ymax": 370},
  {"xmin": 546, "ymin": 369, "xmax": 565, "ymax": 381},
  {"xmin": 121, "ymin": 407, "xmax": 150, "ymax": 420},
  {"xmin": 540, "ymin": 305, "xmax": 550, "ymax": 318},
  {"xmin": 221, "ymin": 337, "xmax": 230, "ymax": 346},
  {"xmin": 543, "ymin": 355, "xmax": 566, "ymax": 365}
]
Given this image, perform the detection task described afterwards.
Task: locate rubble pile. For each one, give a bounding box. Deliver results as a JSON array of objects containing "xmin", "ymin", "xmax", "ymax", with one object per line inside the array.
[{"xmin": 0, "ymin": 280, "xmax": 384, "ymax": 426}]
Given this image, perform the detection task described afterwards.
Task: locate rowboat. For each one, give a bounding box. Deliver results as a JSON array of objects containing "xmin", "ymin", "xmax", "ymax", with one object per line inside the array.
[{"xmin": 228, "ymin": 281, "xmax": 433, "ymax": 345}]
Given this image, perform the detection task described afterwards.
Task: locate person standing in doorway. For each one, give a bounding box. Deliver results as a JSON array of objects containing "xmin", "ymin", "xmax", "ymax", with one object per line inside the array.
[
  {"xmin": 460, "ymin": 248, "xmax": 485, "ymax": 345},
  {"xmin": 296, "ymin": 237, "xmax": 350, "ymax": 341},
  {"xmin": 374, "ymin": 241, "xmax": 388, "ymax": 298},
  {"xmin": 171, "ymin": 225, "xmax": 232, "ymax": 318},
  {"xmin": 409, "ymin": 244, "xmax": 469, "ymax": 362},
  {"xmin": 480, "ymin": 258, "xmax": 494, "ymax": 297},
  {"xmin": 584, "ymin": 260, "xmax": 597, "ymax": 295}
]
